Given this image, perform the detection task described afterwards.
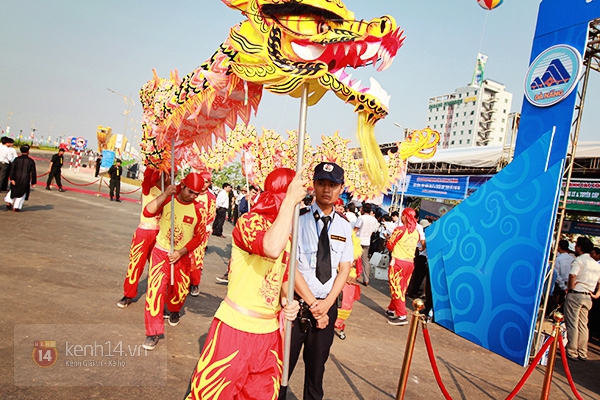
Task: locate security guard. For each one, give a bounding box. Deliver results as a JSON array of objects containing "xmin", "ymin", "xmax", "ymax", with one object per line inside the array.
[{"xmin": 280, "ymin": 162, "xmax": 354, "ymax": 400}]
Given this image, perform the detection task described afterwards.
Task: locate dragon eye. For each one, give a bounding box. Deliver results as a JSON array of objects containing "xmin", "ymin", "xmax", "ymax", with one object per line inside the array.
[{"xmin": 317, "ymin": 22, "xmax": 330, "ymax": 34}]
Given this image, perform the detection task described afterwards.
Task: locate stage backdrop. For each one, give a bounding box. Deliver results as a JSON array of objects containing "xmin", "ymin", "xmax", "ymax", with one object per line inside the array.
[{"xmin": 427, "ymin": 0, "xmax": 600, "ymax": 366}]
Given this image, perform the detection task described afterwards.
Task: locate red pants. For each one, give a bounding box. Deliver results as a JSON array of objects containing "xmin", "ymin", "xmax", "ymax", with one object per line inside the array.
[
  {"xmin": 335, "ymin": 283, "xmax": 361, "ymax": 331},
  {"xmin": 144, "ymin": 246, "xmax": 191, "ymax": 336},
  {"xmin": 388, "ymin": 258, "xmax": 414, "ymax": 318},
  {"xmin": 186, "ymin": 319, "xmax": 282, "ymax": 400},
  {"xmin": 190, "ymin": 234, "xmax": 209, "ymax": 286},
  {"xmin": 123, "ymin": 227, "xmax": 159, "ymax": 298}
]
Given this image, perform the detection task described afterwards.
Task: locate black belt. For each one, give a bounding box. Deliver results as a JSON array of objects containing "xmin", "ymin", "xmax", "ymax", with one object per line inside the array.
[
  {"xmin": 570, "ymin": 290, "xmax": 590, "ymax": 295},
  {"xmin": 218, "ymin": 207, "xmax": 227, "ymax": 210}
]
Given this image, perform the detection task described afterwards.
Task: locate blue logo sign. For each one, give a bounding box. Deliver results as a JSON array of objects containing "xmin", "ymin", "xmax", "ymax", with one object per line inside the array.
[{"xmin": 524, "ymin": 45, "xmax": 582, "ymax": 107}]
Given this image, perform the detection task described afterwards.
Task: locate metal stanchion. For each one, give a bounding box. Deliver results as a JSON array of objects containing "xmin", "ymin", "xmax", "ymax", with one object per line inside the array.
[
  {"xmin": 96, "ymin": 175, "xmax": 103, "ymax": 197},
  {"xmin": 396, "ymin": 298, "xmax": 425, "ymax": 400},
  {"xmin": 540, "ymin": 312, "xmax": 563, "ymax": 400}
]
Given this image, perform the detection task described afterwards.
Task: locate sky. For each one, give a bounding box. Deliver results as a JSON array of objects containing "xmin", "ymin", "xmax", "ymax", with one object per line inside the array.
[{"xmin": 1, "ymin": 0, "xmax": 598, "ymax": 151}]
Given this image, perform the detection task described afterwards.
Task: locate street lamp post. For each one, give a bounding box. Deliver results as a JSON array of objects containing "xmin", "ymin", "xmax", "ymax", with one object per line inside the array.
[{"xmin": 107, "ymin": 88, "xmax": 134, "ymax": 158}]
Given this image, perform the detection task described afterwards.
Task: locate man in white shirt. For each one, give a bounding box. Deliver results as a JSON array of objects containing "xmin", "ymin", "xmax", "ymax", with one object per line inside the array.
[
  {"xmin": 353, "ymin": 203, "xmax": 379, "ymax": 286},
  {"xmin": 550, "ymin": 240, "xmax": 576, "ymax": 314},
  {"xmin": 0, "ymin": 137, "xmax": 18, "ymax": 191},
  {"xmin": 564, "ymin": 237, "xmax": 600, "ymax": 361},
  {"xmin": 212, "ymin": 183, "xmax": 232, "ymax": 238}
]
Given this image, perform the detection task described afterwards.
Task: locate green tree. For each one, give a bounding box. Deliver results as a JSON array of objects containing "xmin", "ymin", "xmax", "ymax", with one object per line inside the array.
[{"xmin": 212, "ymin": 162, "xmax": 246, "ymax": 189}]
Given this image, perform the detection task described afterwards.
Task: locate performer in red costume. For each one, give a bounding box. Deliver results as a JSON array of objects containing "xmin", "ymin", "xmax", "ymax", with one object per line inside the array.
[
  {"xmin": 142, "ymin": 172, "xmax": 207, "ymax": 350},
  {"xmin": 385, "ymin": 208, "xmax": 419, "ymax": 326},
  {"xmin": 184, "ymin": 168, "xmax": 305, "ymax": 400},
  {"xmin": 189, "ymin": 171, "xmax": 216, "ymax": 296},
  {"xmin": 117, "ymin": 168, "xmax": 165, "ymax": 308},
  {"xmin": 333, "ymin": 199, "xmax": 363, "ymax": 340}
]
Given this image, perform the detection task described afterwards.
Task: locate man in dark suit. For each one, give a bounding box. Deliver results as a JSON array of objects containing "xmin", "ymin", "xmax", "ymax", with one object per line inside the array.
[
  {"xmin": 46, "ymin": 148, "xmax": 66, "ymax": 192},
  {"xmin": 108, "ymin": 159, "xmax": 123, "ymax": 202}
]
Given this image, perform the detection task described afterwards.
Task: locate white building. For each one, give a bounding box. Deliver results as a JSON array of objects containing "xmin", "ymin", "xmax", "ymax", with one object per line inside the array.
[{"xmin": 426, "ymin": 80, "xmax": 513, "ymax": 149}]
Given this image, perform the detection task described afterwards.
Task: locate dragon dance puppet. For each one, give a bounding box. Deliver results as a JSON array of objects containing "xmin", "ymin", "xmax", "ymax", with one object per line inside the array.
[{"xmin": 140, "ymin": 0, "xmax": 404, "ymax": 190}]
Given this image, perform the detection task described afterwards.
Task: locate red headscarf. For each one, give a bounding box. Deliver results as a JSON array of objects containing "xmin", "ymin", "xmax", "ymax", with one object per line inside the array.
[
  {"xmin": 402, "ymin": 208, "xmax": 417, "ymax": 233},
  {"xmin": 199, "ymin": 171, "xmax": 212, "ymax": 185},
  {"xmin": 141, "ymin": 168, "xmax": 161, "ymax": 196},
  {"xmin": 334, "ymin": 198, "xmax": 344, "ymax": 206},
  {"xmin": 182, "ymin": 172, "xmax": 205, "ymax": 193},
  {"xmin": 251, "ymin": 167, "xmax": 296, "ymax": 222}
]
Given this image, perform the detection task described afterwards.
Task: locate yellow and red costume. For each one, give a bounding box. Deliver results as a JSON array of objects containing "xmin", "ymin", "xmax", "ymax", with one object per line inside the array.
[
  {"xmin": 335, "ymin": 233, "xmax": 363, "ymax": 334},
  {"xmin": 122, "ymin": 170, "xmax": 162, "ymax": 299},
  {"xmin": 186, "ymin": 168, "xmax": 295, "ymax": 400},
  {"xmin": 143, "ymin": 183, "xmax": 206, "ymax": 337},
  {"xmin": 190, "ymin": 180, "xmax": 216, "ymax": 286},
  {"xmin": 386, "ymin": 211, "xmax": 419, "ymax": 318}
]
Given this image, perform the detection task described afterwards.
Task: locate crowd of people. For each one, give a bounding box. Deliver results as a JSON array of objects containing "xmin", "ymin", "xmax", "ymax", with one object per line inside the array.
[{"xmin": 112, "ymin": 160, "xmax": 454, "ymax": 399}]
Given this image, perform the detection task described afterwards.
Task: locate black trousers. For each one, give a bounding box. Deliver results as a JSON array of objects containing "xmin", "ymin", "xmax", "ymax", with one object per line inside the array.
[
  {"xmin": 46, "ymin": 169, "xmax": 63, "ymax": 189},
  {"xmin": 212, "ymin": 207, "xmax": 227, "ymax": 236},
  {"xmin": 280, "ymin": 303, "xmax": 337, "ymax": 400},
  {"xmin": 0, "ymin": 163, "xmax": 9, "ymax": 191},
  {"xmin": 408, "ymin": 254, "xmax": 428, "ymax": 296},
  {"xmin": 109, "ymin": 179, "xmax": 120, "ymax": 200}
]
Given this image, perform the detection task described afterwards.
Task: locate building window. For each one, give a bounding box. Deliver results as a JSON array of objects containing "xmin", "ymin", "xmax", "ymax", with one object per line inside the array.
[
  {"xmin": 502, "ymin": 118, "xmax": 505, "ymax": 123},
  {"xmin": 501, "ymin": 128, "xmax": 504, "ymax": 132},
  {"xmin": 456, "ymin": 113, "xmax": 459, "ymax": 117},
  {"xmin": 499, "ymin": 137, "xmax": 502, "ymax": 141},
  {"xmin": 428, "ymin": 117, "xmax": 431, "ymax": 121},
  {"xmin": 505, "ymin": 99, "xmax": 508, "ymax": 103},
  {"xmin": 467, "ymin": 139, "xmax": 471, "ymax": 144},
  {"xmin": 470, "ymin": 111, "xmax": 474, "ymax": 115},
  {"xmin": 453, "ymin": 122, "xmax": 457, "ymax": 127},
  {"xmin": 464, "ymin": 112, "xmax": 467, "ymax": 116},
  {"xmin": 503, "ymin": 109, "xmax": 507, "ymax": 113},
  {"xmin": 451, "ymin": 140, "xmax": 455, "ymax": 145},
  {"xmin": 435, "ymin": 116, "xmax": 438, "ymax": 120},
  {"xmin": 470, "ymin": 120, "xmax": 473, "ymax": 125},
  {"xmin": 461, "ymin": 131, "xmax": 464, "ymax": 135},
  {"xmin": 459, "ymin": 140, "xmax": 463, "ymax": 144},
  {"xmin": 459, "ymin": 94, "xmax": 462, "ymax": 98},
  {"xmin": 442, "ymin": 115, "xmax": 445, "ymax": 119},
  {"xmin": 462, "ymin": 121, "xmax": 465, "ymax": 125},
  {"xmin": 466, "ymin": 92, "xmax": 469, "ymax": 96},
  {"xmin": 468, "ymin": 130, "xmax": 472, "ymax": 134}
]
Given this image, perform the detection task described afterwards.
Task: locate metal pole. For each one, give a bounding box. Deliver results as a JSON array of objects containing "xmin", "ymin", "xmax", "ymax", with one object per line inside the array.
[
  {"xmin": 398, "ymin": 159, "xmax": 408, "ymax": 213},
  {"xmin": 532, "ymin": 52, "xmax": 592, "ymax": 360},
  {"xmin": 170, "ymin": 137, "xmax": 175, "ymax": 286},
  {"xmin": 396, "ymin": 299, "xmax": 425, "ymax": 400},
  {"xmin": 540, "ymin": 312, "xmax": 563, "ymax": 400},
  {"xmin": 281, "ymin": 83, "xmax": 309, "ymax": 388}
]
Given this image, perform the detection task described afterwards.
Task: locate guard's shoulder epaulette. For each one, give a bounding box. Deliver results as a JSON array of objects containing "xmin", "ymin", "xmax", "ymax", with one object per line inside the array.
[{"xmin": 299, "ymin": 207, "xmax": 311, "ymax": 216}]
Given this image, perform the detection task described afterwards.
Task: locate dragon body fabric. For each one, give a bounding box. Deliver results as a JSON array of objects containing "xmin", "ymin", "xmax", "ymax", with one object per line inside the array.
[{"xmin": 140, "ymin": 0, "xmax": 404, "ymax": 189}]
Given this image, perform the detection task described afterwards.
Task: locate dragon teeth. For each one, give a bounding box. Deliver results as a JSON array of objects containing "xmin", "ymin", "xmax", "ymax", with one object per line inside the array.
[
  {"xmin": 361, "ymin": 42, "xmax": 380, "ymax": 61},
  {"xmin": 291, "ymin": 42, "xmax": 326, "ymax": 61}
]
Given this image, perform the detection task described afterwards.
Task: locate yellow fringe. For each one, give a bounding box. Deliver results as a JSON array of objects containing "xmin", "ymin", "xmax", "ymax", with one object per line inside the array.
[{"xmin": 357, "ymin": 112, "xmax": 388, "ymax": 191}]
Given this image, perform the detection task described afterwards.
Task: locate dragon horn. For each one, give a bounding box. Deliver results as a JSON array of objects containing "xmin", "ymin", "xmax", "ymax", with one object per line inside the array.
[{"xmin": 170, "ymin": 68, "xmax": 182, "ymax": 85}]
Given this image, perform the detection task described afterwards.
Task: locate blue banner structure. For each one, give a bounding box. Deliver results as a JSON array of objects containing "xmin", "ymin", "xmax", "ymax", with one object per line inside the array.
[
  {"xmin": 401, "ymin": 175, "xmax": 469, "ymax": 201},
  {"xmin": 427, "ymin": 0, "xmax": 600, "ymax": 366},
  {"xmin": 100, "ymin": 150, "xmax": 115, "ymax": 168}
]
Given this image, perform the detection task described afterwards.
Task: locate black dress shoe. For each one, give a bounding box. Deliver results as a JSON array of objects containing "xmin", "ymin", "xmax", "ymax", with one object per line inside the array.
[
  {"xmin": 58, "ymin": 188, "xmax": 66, "ymax": 192},
  {"xmin": 45, "ymin": 187, "xmax": 51, "ymax": 191}
]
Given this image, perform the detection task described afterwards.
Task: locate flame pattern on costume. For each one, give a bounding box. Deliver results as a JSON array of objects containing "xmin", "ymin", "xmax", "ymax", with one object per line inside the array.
[
  {"xmin": 140, "ymin": 0, "xmax": 404, "ymax": 188},
  {"xmin": 145, "ymin": 259, "xmax": 166, "ymax": 317},
  {"xmin": 259, "ymin": 256, "xmax": 285, "ymax": 308},
  {"xmin": 388, "ymin": 263, "xmax": 406, "ymax": 301},
  {"xmin": 126, "ymin": 238, "xmax": 145, "ymax": 285},
  {"xmin": 270, "ymin": 350, "xmax": 283, "ymax": 399},
  {"xmin": 170, "ymin": 269, "xmax": 191, "ymax": 308},
  {"xmin": 239, "ymin": 212, "xmax": 271, "ymax": 250},
  {"xmin": 187, "ymin": 321, "xmax": 237, "ymax": 399}
]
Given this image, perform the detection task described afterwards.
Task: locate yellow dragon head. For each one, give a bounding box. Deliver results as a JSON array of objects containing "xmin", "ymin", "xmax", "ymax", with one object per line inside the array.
[{"xmin": 224, "ymin": 0, "xmax": 404, "ymax": 122}]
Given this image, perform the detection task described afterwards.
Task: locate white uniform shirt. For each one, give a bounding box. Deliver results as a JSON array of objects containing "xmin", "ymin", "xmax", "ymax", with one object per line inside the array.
[
  {"xmin": 570, "ymin": 253, "xmax": 600, "ymax": 293},
  {"xmin": 0, "ymin": 145, "xmax": 17, "ymax": 163},
  {"xmin": 554, "ymin": 252, "xmax": 575, "ymax": 290},
  {"xmin": 297, "ymin": 204, "xmax": 354, "ymax": 299},
  {"xmin": 216, "ymin": 190, "xmax": 229, "ymax": 208},
  {"xmin": 354, "ymin": 214, "xmax": 379, "ymax": 246}
]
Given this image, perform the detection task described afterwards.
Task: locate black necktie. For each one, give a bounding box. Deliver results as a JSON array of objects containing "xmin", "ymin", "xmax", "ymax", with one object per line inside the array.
[{"xmin": 316, "ymin": 216, "xmax": 332, "ymax": 284}]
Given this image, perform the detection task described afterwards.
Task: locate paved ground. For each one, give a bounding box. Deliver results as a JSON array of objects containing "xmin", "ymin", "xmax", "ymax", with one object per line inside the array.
[{"xmin": 1, "ymin": 150, "xmax": 599, "ymax": 399}]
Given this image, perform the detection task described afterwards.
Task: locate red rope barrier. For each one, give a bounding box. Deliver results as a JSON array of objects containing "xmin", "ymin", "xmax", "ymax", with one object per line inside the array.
[
  {"xmin": 120, "ymin": 186, "xmax": 141, "ymax": 195},
  {"xmin": 505, "ymin": 335, "xmax": 555, "ymax": 400},
  {"xmin": 422, "ymin": 326, "xmax": 453, "ymax": 400},
  {"xmin": 557, "ymin": 334, "xmax": 584, "ymax": 400},
  {"xmin": 36, "ymin": 171, "xmax": 49, "ymax": 178},
  {"xmin": 60, "ymin": 174, "xmax": 100, "ymax": 187}
]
